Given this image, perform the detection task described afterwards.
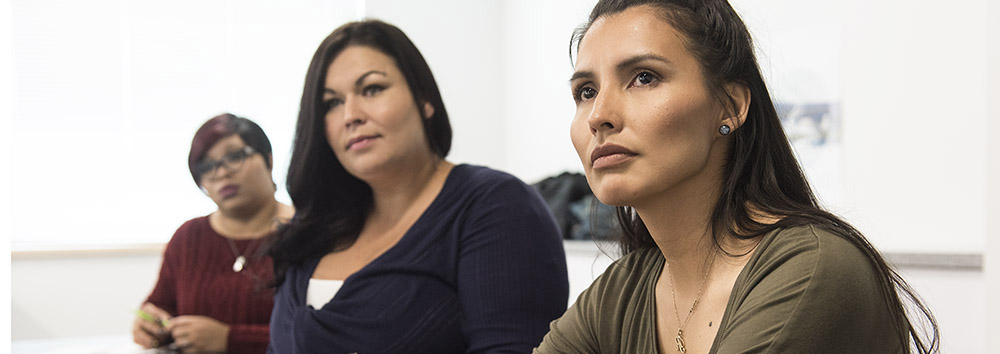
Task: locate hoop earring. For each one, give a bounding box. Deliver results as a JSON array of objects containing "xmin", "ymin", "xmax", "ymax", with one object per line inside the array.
[{"xmin": 719, "ymin": 125, "xmax": 731, "ymax": 136}]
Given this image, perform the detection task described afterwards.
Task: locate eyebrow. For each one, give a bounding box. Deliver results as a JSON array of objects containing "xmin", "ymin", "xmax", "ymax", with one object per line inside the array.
[
  {"xmin": 323, "ymin": 70, "xmax": 388, "ymax": 95},
  {"xmin": 569, "ymin": 70, "xmax": 594, "ymax": 84},
  {"xmin": 568, "ymin": 53, "xmax": 674, "ymax": 83}
]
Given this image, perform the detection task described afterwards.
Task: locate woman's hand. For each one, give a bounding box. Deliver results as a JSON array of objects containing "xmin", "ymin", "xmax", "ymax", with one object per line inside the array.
[
  {"xmin": 167, "ymin": 315, "xmax": 230, "ymax": 353},
  {"xmin": 131, "ymin": 302, "xmax": 172, "ymax": 348}
]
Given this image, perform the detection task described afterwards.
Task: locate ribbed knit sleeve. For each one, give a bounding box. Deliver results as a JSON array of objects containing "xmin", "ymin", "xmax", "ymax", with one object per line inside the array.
[
  {"xmin": 228, "ymin": 323, "xmax": 271, "ymax": 353},
  {"xmin": 146, "ymin": 220, "xmax": 188, "ymax": 315}
]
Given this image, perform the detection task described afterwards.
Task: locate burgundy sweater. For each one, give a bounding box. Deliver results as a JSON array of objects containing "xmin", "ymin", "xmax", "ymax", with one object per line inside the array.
[{"xmin": 147, "ymin": 216, "xmax": 274, "ymax": 354}]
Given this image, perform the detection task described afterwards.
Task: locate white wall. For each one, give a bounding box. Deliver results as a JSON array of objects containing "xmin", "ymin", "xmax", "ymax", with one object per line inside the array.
[
  {"xmin": 12, "ymin": 248, "xmax": 163, "ymax": 340},
  {"xmin": 499, "ymin": 0, "xmax": 596, "ymax": 183},
  {"xmin": 985, "ymin": 0, "xmax": 1000, "ymax": 349},
  {"xmin": 837, "ymin": 0, "xmax": 989, "ymax": 254},
  {"xmin": 365, "ymin": 0, "xmax": 508, "ymax": 172},
  {"xmin": 9, "ymin": 0, "xmax": 354, "ymax": 247},
  {"xmin": 901, "ymin": 267, "xmax": 986, "ymax": 354},
  {"xmin": 12, "ymin": 0, "xmax": 992, "ymax": 254},
  {"xmin": 2, "ymin": 0, "xmax": 15, "ymax": 348}
]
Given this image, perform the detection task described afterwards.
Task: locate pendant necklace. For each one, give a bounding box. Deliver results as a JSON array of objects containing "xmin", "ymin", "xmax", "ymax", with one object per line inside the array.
[
  {"xmin": 227, "ymin": 238, "xmax": 257, "ymax": 272},
  {"xmin": 222, "ymin": 204, "xmax": 281, "ymax": 272},
  {"xmin": 665, "ymin": 254, "xmax": 716, "ymax": 353}
]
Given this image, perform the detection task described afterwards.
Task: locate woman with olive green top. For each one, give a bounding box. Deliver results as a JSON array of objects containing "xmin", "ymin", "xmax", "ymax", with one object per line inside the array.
[
  {"xmin": 534, "ymin": 225, "xmax": 902, "ymax": 354},
  {"xmin": 533, "ymin": 0, "xmax": 937, "ymax": 352}
]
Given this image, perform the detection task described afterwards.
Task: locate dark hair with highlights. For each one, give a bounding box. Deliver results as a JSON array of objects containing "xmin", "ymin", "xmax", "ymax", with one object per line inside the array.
[
  {"xmin": 572, "ymin": 0, "xmax": 938, "ymax": 352},
  {"xmin": 188, "ymin": 113, "xmax": 273, "ymax": 187},
  {"xmin": 269, "ymin": 19, "xmax": 452, "ymax": 286}
]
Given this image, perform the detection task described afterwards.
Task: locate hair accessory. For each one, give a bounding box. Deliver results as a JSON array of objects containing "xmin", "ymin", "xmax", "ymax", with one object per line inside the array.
[{"xmin": 719, "ymin": 125, "xmax": 731, "ymax": 135}]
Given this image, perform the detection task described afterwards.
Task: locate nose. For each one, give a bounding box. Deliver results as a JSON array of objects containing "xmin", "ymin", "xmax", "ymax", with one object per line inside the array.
[
  {"xmin": 212, "ymin": 163, "xmax": 235, "ymax": 180},
  {"xmin": 341, "ymin": 96, "xmax": 366, "ymax": 129},
  {"xmin": 587, "ymin": 89, "xmax": 622, "ymax": 135}
]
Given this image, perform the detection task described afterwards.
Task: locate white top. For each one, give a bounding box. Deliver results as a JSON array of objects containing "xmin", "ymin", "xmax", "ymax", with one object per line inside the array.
[{"xmin": 306, "ymin": 278, "xmax": 345, "ymax": 309}]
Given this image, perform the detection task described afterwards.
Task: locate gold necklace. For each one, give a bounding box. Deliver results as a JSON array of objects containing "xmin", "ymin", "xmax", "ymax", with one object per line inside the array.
[{"xmin": 664, "ymin": 254, "xmax": 716, "ymax": 353}]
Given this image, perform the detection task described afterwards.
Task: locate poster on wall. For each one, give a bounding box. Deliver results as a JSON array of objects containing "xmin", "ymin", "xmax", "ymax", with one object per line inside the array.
[
  {"xmin": 745, "ymin": 3, "xmax": 846, "ymax": 209},
  {"xmin": 776, "ymin": 101, "xmax": 842, "ymax": 206}
]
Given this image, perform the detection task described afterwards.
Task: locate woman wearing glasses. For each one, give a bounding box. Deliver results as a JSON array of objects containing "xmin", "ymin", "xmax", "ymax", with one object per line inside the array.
[{"xmin": 132, "ymin": 113, "xmax": 294, "ymax": 354}]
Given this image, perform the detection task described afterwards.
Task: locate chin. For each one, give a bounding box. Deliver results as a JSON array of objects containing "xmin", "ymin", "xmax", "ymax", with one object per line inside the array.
[
  {"xmin": 587, "ymin": 174, "xmax": 638, "ymax": 207},
  {"xmin": 592, "ymin": 190, "xmax": 634, "ymax": 207},
  {"xmin": 218, "ymin": 197, "xmax": 246, "ymax": 210},
  {"xmin": 220, "ymin": 192, "xmax": 257, "ymax": 207}
]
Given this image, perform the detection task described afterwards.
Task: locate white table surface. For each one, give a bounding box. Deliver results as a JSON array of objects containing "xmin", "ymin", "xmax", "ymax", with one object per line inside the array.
[{"xmin": 12, "ymin": 334, "xmax": 159, "ymax": 354}]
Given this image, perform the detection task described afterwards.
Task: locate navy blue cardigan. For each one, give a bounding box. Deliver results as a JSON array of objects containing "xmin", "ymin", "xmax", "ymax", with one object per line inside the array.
[{"xmin": 269, "ymin": 165, "xmax": 569, "ymax": 354}]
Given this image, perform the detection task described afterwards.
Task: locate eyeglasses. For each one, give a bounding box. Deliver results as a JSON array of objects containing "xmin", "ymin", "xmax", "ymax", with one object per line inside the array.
[{"xmin": 195, "ymin": 146, "xmax": 256, "ymax": 181}]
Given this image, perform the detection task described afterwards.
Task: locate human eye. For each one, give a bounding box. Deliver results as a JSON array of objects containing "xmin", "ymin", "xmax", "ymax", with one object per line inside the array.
[
  {"xmin": 572, "ymin": 83, "xmax": 598, "ymax": 103},
  {"xmin": 323, "ymin": 97, "xmax": 343, "ymax": 112},
  {"xmin": 195, "ymin": 160, "xmax": 219, "ymax": 176},
  {"xmin": 362, "ymin": 84, "xmax": 385, "ymax": 96},
  {"xmin": 629, "ymin": 71, "xmax": 659, "ymax": 88},
  {"xmin": 224, "ymin": 150, "xmax": 248, "ymax": 164}
]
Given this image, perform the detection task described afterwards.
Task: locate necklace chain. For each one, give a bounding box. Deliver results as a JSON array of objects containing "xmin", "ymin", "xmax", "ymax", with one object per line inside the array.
[
  {"xmin": 221, "ymin": 202, "xmax": 283, "ymax": 273},
  {"xmin": 665, "ymin": 254, "xmax": 716, "ymax": 353}
]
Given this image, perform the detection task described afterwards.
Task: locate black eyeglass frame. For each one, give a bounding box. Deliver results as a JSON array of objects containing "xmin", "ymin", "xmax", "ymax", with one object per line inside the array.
[{"xmin": 195, "ymin": 146, "xmax": 257, "ymax": 181}]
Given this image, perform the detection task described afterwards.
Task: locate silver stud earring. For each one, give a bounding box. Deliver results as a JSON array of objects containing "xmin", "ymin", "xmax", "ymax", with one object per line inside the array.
[{"xmin": 720, "ymin": 124, "xmax": 731, "ymax": 135}]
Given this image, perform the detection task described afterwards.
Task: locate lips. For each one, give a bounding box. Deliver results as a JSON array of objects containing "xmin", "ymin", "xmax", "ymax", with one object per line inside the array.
[
  {"xmin": 346, "ymin": 135, "xmax": 380, "ymax": 150},
  {"xmin": 590, "ymin": 143, "xmax": 637, "ymax": 169},
  {"xmin": 218, "ymin": 185, "xmax": 239, "ymax": 199}
]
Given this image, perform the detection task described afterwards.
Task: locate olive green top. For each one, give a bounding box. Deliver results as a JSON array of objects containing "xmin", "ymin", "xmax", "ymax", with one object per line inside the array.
[{"xmin": 535, "ymin": 225, "xmax": 904, "ymax": 354}]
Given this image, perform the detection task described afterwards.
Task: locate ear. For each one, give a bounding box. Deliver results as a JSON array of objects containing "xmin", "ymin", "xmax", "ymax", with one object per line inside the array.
[
  {"xmin": 720, "ymin": 83, "xmax": 751, "ymax": 133},
  {"xmin": 421, "ymin": 102, "xmax": 435, "ymax": 120}
]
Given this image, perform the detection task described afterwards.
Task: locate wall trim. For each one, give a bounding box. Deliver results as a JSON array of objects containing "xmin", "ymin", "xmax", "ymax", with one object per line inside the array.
[
  {"xmin": 12, "ymin": 240, "xmax": 984, "ymax": 270},
  {"xmin": 563, "ymin": 240, "xmax": 984, "ymax": 271},
  {"xmin": 11, "ymin": 243, "xmax": 165, "ymax": 259}
]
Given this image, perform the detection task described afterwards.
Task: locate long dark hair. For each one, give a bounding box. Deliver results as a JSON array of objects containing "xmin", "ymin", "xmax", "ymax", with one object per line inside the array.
[
  {"xmin": 269, "ymin": 19, "xmax": 452, "ymax": 286},
  {"xmin": 573, "ymin": 0, "xmax": 938, "ymax": 352}
]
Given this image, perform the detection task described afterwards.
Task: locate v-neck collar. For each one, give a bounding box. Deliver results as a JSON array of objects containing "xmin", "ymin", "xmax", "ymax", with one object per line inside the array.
[{"xmin": 298, "ymin": 164, "xmax": 469, "ymax": 306}]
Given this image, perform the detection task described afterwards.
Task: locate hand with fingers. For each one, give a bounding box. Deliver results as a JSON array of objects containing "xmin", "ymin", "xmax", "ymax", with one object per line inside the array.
[
  {"xmin": 131, "ymin": 302, "xmax": 174, "ymax": 349},
  {"xmin": 166, "ymin": 315, "xmax": 231, "ymax": 353}
]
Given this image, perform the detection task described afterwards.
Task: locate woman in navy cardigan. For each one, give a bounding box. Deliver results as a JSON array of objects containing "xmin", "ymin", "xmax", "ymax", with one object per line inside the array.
[{"xmin": 267, "ymin": 19, "xmax": 569, "ymax": 354}]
